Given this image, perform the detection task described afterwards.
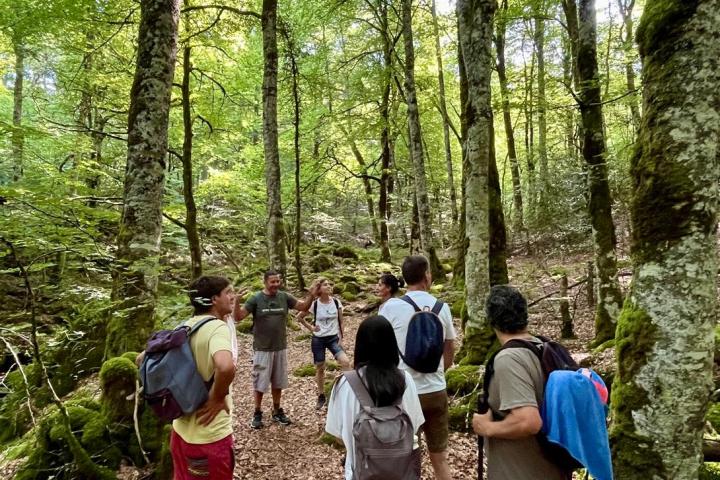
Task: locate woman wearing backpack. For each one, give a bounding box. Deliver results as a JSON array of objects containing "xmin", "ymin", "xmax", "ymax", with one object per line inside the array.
[
  {"xmin": 296, "ymin": 277, "xmax": 351, "ymax": 410},
  {"xmin": 375, "ymin": 273, "xmax": 404, "ymax": 308},
  {"xmin": 325, "ymin": 315, "xmax": 425, "ymax": 480}
]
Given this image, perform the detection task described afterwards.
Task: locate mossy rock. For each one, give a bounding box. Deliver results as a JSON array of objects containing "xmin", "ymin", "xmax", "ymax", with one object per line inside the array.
[
  {"xmin": 310, "ymin": 254, "xmax": 334, "ymax": 272},
  {"xmin": 341, "ymin": 291, "xmax": 357, "ymax": 302},
  {"xmin": 332, "ymin": 245, "xmax": 359, "ymax": 259},
  {"xmin": 294, "ymin": 364, "xmax": 316, "ymax": 377},
  {"xmin": 121, "ymin": 351, "xmax": 140, "ymax": 364},
  {"xmin": 237, "ymin": 319, "xmax": 253, "ymax": 334},
  {"xmin": 66, "ymin": 396, "xmax": 102, "ymax": 411},
  {"xmin": 445, "ymin": 365, "xmax": 482, "ymax": 396},
  {"xmin": 340, "ymin": 274, "xmax": 358, "ymax": 283},
  {"xmin": 294, "ymin": 332, "xmax": 312, "ymax": 342},
  {"xmin": 448, "ymin": 393, "xmax": 478, "ymax": 433},
  {"xmin": 99, "ymin": 356, "xmax": 137, "ymax": 421},
  {"xmin": 318, "ymin": 432, "xmax": 345, "ymax": 450},
  {"xmin": 343, "ymin": 258, "xmax": 355, "ymax": 265},
  {"xmin": 343, "ymin": 281, "xmax": 362, "ymax": 295}
]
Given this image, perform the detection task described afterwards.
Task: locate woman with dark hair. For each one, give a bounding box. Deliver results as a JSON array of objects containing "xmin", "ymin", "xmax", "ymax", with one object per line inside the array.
[
  {"xmin": 325, "ymin": 315, "xmax": 424, "ymax": 480},
  {"xmin": 375, "ymin": 273, "xmax": 405, "ymax": 308}
]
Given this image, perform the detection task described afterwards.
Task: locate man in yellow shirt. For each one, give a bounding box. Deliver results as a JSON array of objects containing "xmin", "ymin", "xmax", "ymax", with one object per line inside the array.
[{"xmin": 170, "ymin": 276, "xmax": 237, "ymax": 479}]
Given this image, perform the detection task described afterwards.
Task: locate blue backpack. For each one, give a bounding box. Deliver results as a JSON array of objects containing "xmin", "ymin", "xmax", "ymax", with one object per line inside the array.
[
  {"xmin": 139, "ymin": 317, "xmax": 217, "ymax": 422},
  {"xmin": 399, "ymin": 295, "xmax": 445, "ymax": 373}
]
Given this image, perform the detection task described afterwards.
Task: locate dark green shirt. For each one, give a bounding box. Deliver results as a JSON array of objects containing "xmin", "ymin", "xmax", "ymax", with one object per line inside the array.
[{"xmin": 245, "ymin": 291, "xmax": 298, "ymax": 351}]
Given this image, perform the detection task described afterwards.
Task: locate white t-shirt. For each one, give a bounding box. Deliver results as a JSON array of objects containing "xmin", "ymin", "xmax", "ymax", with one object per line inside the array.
[
  {"xmin": 325, "ymin": 370, "xmax": 425, "ymax": 480},
  {"xmin": 378, "ymin": 290, "xmax": 457, "ymax": 394},
  {"xmin": 224, "ymin": 314, "xmax": 239, "ymax": 364},
  {"xmin": 310, "ymin": 297, "xmax": 343, "ymax": 337}
]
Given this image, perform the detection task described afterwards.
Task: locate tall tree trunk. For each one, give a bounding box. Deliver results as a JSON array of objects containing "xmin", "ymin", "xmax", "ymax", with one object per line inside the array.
[
  {"xmin": 523, "ymin": 35, "xmax": 536, "ymax": 218},
  {"xmin": 378, "ymin": 2, "xmax": 393, "ymax": 262},
  {"xmin": 617, "ymin": 0, "xmax": 640, "ymax": 133},
  {"xmin": 402, "ymin": 0, "xmax": 444, "ymax": 281},
  {"xmin": 453, "ymin": 27, "xmax": 469, "ymax": 286},
  {"xmin": 12, "ymin": 38, "xmax": 24, "ymax": 182},
  {"xmin": 574, "ymin": 0, "xmax": 623, "ymax": 346},
  {"xmin": 488, "ymin": 112, "xmax": 508, "ymax": 286},
  {"xmin": 106, "ymin": 0, "xmax": 180, "ymax": 358},
  {"xmin": 457, "ymin": 0, "xmax": 496, "ymax": 364},
  {"xmin": 610, "ymin": 3, "xmax": 720, "ymax": 478},
  {"xmin": 348, "ymin": 139, "xmax": 380, "ymax": 242},
  {"xmin": 562, "ymin": 0, "xmax": 582, "ymax": 159},
  {"xmin": 431, "ymin": 0, "xmax": 458, "ymax": 227},
  {"xmin": 494, "ymin": 0, "xmax": 524, "ymax": 234},
  {"xmin": 262, "ymin": 0, "xmax": 287, "ymax": 277},
  {"xmin": 181, "ymin": 41, "xmax": 202, "ymax": 279},
  {"xmin": 533, "ymin": 4, "xmax": 549, "ymax": 209}
]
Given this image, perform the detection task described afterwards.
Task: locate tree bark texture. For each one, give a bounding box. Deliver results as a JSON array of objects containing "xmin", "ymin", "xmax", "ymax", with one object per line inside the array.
[
  {"xmin": 453, "ymin": 30, "xmax": 469, "ymax": 285},
  {"xmin": 402, "ymin": 0, "xmax": 444, "ymax": 281},
  {"xmin": 349, "ymin": 139, "xmax": 380, "ymax": 242},
  {"xmin": 488, "ymin": 113, "xmax": 509, "ymax": 287},
  {"xmin": 12, "ymin": 39, "xmax": 25, "ymax": 182},
  {"xmin": 181, "ymin": 43, "xmax": 203, "ymax": 280},
  {"xmin": 431, "ymin": 0, "xmax": 459, "ymax": 227},
  {"xmin": 262, "ymin": 0, "xmax": 287, "ymax": 277},
  {"xmin": 576, "ymin": 0, "xmax": 623, "ymax": 345},
  {"xmin": 494, "ymin": 1, "xmax": 524, "ymax": 234},
  {"xmin": 533, "ymin": 5, "xmax": 549, "ymax": 208},
  {"xmin": 378, "ymin": 2, "xmax": 393, "ymax": 263},
  {"xmin": 617, "ymin": 0, "xmax": 640, "ymax": 133},
  {"xmin": 107, "ymin": 0, "xmax": 180, "ymax": 358},
  {"xmin": 457, "ymin": 0, "xmax": 496, "ymax": 362},
  {"xmin": 610, "ymin": 3, "xmax": 720, "ymax": 478}
]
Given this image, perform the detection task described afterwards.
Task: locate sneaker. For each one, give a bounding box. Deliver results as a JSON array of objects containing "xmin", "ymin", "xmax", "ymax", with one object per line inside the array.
[
  {"xmin": 316, "ymin": 394, "xmax": 326, "ymax": 410},
  {"xmin": 271, "ymin": 408, "xmax": 292, "ymax": 425},
  {"xmin": 250, "ymin": 411, "xmax": 263, "ymax": 429}
]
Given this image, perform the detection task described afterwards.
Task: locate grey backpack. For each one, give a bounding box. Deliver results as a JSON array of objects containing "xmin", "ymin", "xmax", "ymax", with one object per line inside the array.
[{"xmin": 344, "ymin": 369, "xmax": 419, "ymax": 480}]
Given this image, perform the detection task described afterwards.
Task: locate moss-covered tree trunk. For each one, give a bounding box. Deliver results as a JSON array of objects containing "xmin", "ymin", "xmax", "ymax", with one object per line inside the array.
[
  {"xmin": 12, "ymin": 36, "xmax": 24, "ymax": 182},
  {"xmin": 494, "ymin": 0, "xmax": 523, "ymax": 234},
  {"xmin": 107, "ymin": 0, "xmax": 180, "ymax": 358},
  {"xmin": 457, "ymin": 0, "xmax": 496, "ymax": 364},
  {"xmin": 262, "ymin": 0, "xmax": 287, "ymax": 277},
  {"xmin": 402, "ymin": 0, "xmax": 444, "ymax": 281},
  {"xmin": 431, "ymin": 0, "xmax": 459, "ymax": 227},
  {"xmin": 575, "ymin": 0, "xmax": 623, "ymax": 346},
  {"xmin": 610, "ymin": 2, "xmax": 720, "ymax": 478},
  {"xmin": 181, "ymin": 39, "xmax": 202, "ymax": 279}
]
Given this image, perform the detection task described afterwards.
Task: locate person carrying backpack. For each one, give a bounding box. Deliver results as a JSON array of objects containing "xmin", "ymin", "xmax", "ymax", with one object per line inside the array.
[
  {"xmin": 170, "ymin": 276, "xmax": 237, "ymax": 480},
  {"xmin": 295, "ymin": 277, "xmax": 351, "ymax": 410},
  {"xmin": 472, "ymin": 285, "xmax": 573, "ymax": 480},
  {"xmin": 378, "ymin": 255, "xmax": 456, "ymax": 480},
  {"xmin": 325, "ymin": 315, "xmax": 425, "ymax": 480}
]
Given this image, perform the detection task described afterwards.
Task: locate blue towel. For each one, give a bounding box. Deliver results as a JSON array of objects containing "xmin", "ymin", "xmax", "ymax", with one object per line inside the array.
[{"xmin": 541, "ymin": 369, "xmax": 613, "ymax": 480}]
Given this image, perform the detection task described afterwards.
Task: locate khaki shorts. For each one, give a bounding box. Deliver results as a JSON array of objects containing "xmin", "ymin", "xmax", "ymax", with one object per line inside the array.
[
  {"xmin": 419, "ymin": 390, "xmax": 449, "ymax": 453},
  {"xmin": 252, "ymin": 350, "xmax": 289, "ymax": 393}
]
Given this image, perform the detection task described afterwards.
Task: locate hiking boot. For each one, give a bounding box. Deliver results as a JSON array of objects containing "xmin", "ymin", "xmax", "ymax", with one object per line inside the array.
[
  {"xmin": 316, "ymin": 394, "xmax": 326, "ymax": 410},
  {"xmin": 272, "ymin": 408, "xmax": 292, "ymax": 425},
  {"xmin": 250, "ymin": 411, "xmax": 263, "ymax": 429}
]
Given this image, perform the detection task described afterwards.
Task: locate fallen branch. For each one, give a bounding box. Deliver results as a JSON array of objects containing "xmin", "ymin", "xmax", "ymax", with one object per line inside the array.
[{"xmin": 528, "ymin": 277, "xmax": 588, "ymax": 308}]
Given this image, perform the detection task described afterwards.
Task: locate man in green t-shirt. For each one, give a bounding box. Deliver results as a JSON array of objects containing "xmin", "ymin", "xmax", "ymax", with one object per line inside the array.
[{"xmin": 235, "ymin": 270, "xmax": 317, "ymax": 428}]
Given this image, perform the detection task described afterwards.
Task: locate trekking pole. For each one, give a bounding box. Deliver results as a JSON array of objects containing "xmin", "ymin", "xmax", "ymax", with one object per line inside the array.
[{"xmin": 477, "ymin": 393, "xmax": 485, "ymax": 479}]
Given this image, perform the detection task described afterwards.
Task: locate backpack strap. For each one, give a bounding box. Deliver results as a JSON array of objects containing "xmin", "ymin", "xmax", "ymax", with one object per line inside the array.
[
  {"xmin": 430, "ymin": 300, "xmax": 444, "ymax": 315},
  {"xmin": 344, "ymin": 369, "xmax": 375, "ymax": 407},
  {"xmin": 400, "ymin": 295, "xmax": 421, "ymax": 312},
  {"xmin": 187, "ymin": 316, "xmax": 219, "ymax": 336},
  {"xmin": 312, "ymin": 299, "xmax": 317, "ymax": 319}
]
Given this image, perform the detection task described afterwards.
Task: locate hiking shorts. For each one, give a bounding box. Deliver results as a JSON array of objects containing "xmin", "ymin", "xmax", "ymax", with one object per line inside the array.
[
  {"xmin": 252, "ymin": 349, "xmax": 289, "ymax": 392},
  {"xmin": 419, "ymin": 390, "xmax": 449, "ymax": 453},
  {"xmin": 170, "ymin": 429, "xmax": 234, "ymax": 480},
  {"xmin": 311, "ymin": 334, "xmax": 344, "ymax": 364}
]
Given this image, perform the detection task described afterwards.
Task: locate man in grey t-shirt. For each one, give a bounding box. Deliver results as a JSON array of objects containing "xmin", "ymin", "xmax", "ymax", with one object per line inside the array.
[
  {"xmin": 235, "ymin": 270, "xmax": 317, "ymax": 429},
  {"xmin": 472, "ymin": 285, "xmax": 569, "ymax": 480}
]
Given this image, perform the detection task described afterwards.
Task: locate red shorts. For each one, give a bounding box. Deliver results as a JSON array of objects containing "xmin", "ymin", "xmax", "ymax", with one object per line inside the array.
[{"xmin": 170, "ymin": 429, "xmax": 234, "ymax": 479}]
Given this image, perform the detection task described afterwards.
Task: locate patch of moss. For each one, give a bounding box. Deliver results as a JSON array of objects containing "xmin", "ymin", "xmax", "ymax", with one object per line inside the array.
[
  {"xmin": 445, "ymin": 365, "xmax": 482, "ymax": 396},
  {"xmin": 310, "ymin": 254, "xmax": 334, "ymax": 272},
  {"xmin": 635, "ymin": 0, "xmax": 698, "ymax": 56},
  {"xmin": 99, "ymin": 357, "xmax": 137, "ymax": 421},
  {"xmin": 294, "ymin": 364, "xmax": 317, "ymax": 377},
  {"xmin": 287, "ymin": 320, "xmax": 301, "ymax": 332},
  {"xmin": 457, "ymin": 326, "xmax": 497, "ymax": 365},
  {"xmin": 343, "ymin": 282, "xmax": 361, "ymax": 295},
  {"xmin": 332, "ymin": 245, "xmax": 359, "ymax": 260},
  {"xmin": 609, "ymin": 302, "xmax": 663, "ymax": 478},
  {"xmin": 294, "ymin": 332, "xmax": 312, "ymax": 342},
  {"xmin": 706, "ymin": 404, "xmax": 720, "ymax": 433},
  {"xmin": 448, "ymin": 393, "xmax": 478, "ymax": 433},
  {"xmin": 237, "ymin": 319, "xmax": 253, "ymax": 334},
  {"xmin": 341, "ymin": 291, "xmax": 357, "ymax": 302},
  {"xmin": 592, "ymin": 338, "xmax": 616, "ymax": 354},
  {"xmin": 318, "ymin": 432, "xmax": 345, "ymax": 450},
  {"xmin": 700, "ymin": 463, "xmax": 720, "ymax": 480}
]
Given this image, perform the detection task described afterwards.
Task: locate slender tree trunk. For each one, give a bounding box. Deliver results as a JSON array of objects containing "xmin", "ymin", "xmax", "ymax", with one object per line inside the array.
[
  {"xmin": 574, "ymin": 0, "xmax": 623, "ymax": 346},
  {"xmin": 348, "ymin": 139, "xmax": 380, "ymax": 242},
  {"xmin": 617, "ymin": 0, "xmax": 640, "ymax": 132},
  {"xmin": 562, "ymin": 0, "xmax": 583, "ymax": 159},
  {"xmin": 457, "ymin": 0, "xmax": 496, "ymax": 364},
  {"xmin": 262, "ymin": 0, "xmax": 287, "ymax": 277},
  {"xmin": 431, "ymin": 0, "xmax": 458, "ymax": 227},
  {"xmin": 523, "ymin": 34, "xmax": 536, "ymax": 218},
  {"xmin": 106, "ymin": 0, "xmax": 180, "ymax": 358},
  {"xmin": 494, "ymin": 0, "xmax": 524, "ymax": 234},
  {"xmin": 453, "ymin": 28, "xmax": 469, "ymax": 285},
  {"xmin": 402, "ymin": 0, "xmax": 444, "ymax": 280},
  {"xmin": 533, "ymin": 5, "xmax": 548, "ymax": 208},
  {"xmin": 378, "ymin": 2, "xmax": 393, "ymax": 262},
  {"xmin": 488, "ymin": 112, "xmax": 509, "ymax": 286},
  {"xmin": 287, "ymin": 36, "xmax": 305, "ymax": 290},
  {"xmin": 12, "ymin": 38, "xmax": 25, "ymax": 182},
  {"xmin": 181, "ymin": 42, "xmax": 202, "ymax": 279},
  {"xmin": 610, "ymin": 4, "xmax": 720, "ymax": 478}
]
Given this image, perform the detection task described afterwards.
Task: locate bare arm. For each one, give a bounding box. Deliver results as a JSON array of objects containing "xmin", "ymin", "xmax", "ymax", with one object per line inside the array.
[
  {"xmin": 196, "ymin": 350, "xmax": 236, "ymax": 426},
  {"xmin": 443, "ymin": 339, "xmax": 454, "ymax": 371},
  {"xmin": 472, "ymin": 406, "xmax": 542, "ymax": 440},
  {"xmin": 295, "ymin": 310, "xmax": 317, "ymax": 332},
  {"xmin": 234, "ymin": 305, "xmax": 250, "ymax": 322}
]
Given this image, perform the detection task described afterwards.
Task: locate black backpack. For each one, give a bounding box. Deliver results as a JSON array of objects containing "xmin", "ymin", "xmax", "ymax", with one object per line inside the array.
[
  {"xmin": 478, "ymin": 335, "xmax": 581, "ymax": 475},
  {"xmin": 398, "ymin": 295, "xmax": 445, "ymax": 374}
]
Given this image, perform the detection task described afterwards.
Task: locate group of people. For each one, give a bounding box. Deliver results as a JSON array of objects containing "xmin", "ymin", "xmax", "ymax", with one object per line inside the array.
[{"xmin": 163, "ymin": 254, "xmax": 571, "ymax": 480}]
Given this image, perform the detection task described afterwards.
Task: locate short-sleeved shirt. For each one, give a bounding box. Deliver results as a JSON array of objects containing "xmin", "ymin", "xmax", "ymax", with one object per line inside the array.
[
  {"xmin": 244, "ymin": 291, "xmax": 298, "ymax": 351},
  {"xmin": 325, "ymin": 370, "xmax": 425, "ymax": 480},
  {"xmin": 486, "ymin": 341, "xmax": 567, "ymax": 480},
  {"xmin": 172, "ymin": 315, "xmax": 234, "ymax": 444},
  {"xmin": 378, "ymin": 291, "xmax": 457, "ymax": 394},
  {"xmin": 310, "ymin": 297, "xmax": 343, "ymax": 337}
]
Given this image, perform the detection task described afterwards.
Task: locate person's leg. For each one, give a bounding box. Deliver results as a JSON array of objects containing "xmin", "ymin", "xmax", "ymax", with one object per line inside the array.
[
  {"xmin": 251, "ymin": 351, "xmax": 272, "ymax": 428},
  {"xmin": 270, "ymin": 350, "xmax": 291, "ymax": 424},
  {"xmin": 271, "ymin": 387, "xmax": 282, "ymax": 409},
  {"xmin": 206, "ymin": 434, "xmax": 235, "ymax": 480},
  {"xmin": 419, "ymin": 390, "xmax": 452, "ymax": 480},
  {"xmin": 254, "ymin": 390, "xmax": 264, "ymax": 411},
  {"xmin": 311, "ymin": 336, "xmax": 327, "ymax": 396},
  {"xmin": 330, "ymin": 337, "xmax": 350, "ymax": 370},
  {"xmin": 315, "ymin": 362, "xmax": 325, "ymax": 394},
  {"xmin": 170, "ymin": 429, "xmax": 190, "ymax": 480}
]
